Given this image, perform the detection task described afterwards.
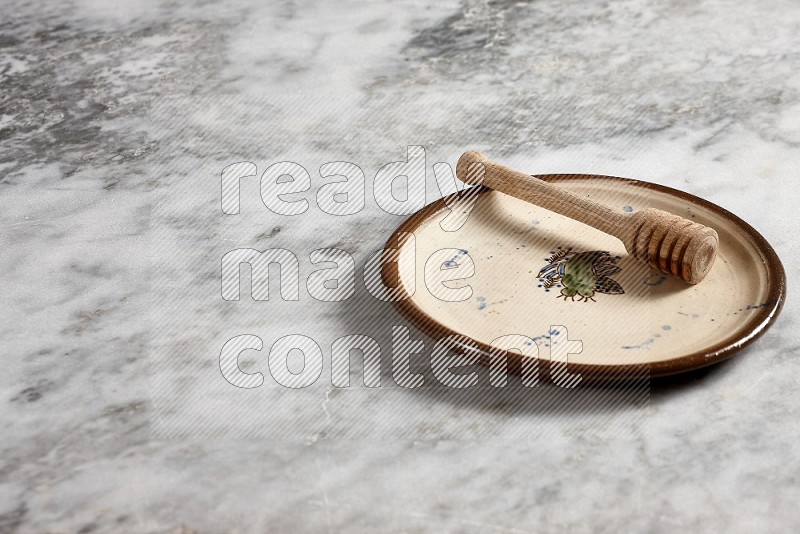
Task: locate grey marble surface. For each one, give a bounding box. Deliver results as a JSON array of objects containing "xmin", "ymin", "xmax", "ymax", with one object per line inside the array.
[{"xmin": 1, "ymin": 0, "xmax": 799, "ymax": 532}]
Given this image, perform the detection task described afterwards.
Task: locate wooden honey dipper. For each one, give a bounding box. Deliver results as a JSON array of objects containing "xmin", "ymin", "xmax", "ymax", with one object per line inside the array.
[{"xmin": 456, "ymin": 151, "xmax": 719, "ymax": 284}]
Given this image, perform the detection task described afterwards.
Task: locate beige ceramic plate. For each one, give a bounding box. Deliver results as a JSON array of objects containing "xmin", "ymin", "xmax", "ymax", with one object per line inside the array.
[{"xmin": 384, "ymin": 175, "xmax": 785, "ymax": 380}]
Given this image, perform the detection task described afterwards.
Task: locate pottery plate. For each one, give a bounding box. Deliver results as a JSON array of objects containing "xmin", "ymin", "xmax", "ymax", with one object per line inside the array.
[{"xmin": 384, "ymin": 175, "xmax": 785, "ymax": 379}]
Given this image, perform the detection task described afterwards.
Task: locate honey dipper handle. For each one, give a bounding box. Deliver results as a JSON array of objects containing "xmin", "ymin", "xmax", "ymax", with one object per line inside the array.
[{"xmin": 456, "ymin": 151, "xmax": 628, "ymax": 239}]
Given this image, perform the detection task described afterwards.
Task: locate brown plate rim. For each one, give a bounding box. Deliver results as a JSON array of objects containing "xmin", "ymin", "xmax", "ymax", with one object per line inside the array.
[{"xmin": 382, "ymin": 174, "xmax": 786, "ymax": 380}]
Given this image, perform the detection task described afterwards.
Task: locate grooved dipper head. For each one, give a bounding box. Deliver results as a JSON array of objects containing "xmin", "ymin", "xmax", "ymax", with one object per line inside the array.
[{"xmin": 627, "ymin": 208, "xmax": 719, "ymax": 285}]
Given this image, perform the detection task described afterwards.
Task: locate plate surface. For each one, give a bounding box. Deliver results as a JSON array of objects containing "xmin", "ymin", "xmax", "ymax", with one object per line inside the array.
[{"xmin": 384, "ymin": 175, "xmax": 785, "ymax": 379}]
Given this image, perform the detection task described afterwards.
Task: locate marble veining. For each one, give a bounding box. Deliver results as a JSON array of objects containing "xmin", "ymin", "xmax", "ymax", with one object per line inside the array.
[{"xmin": 1, "ymin": 0, "xmax": 799, "ymax": 532}]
